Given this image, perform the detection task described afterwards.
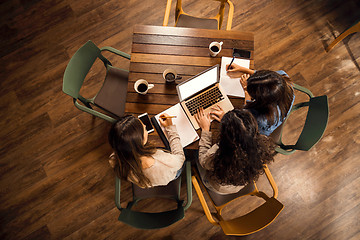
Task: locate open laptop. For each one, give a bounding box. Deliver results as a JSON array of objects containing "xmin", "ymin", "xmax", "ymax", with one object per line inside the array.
[{"xmin": 176, "ymin": 65, "xmax": 234, "ymax": 130}]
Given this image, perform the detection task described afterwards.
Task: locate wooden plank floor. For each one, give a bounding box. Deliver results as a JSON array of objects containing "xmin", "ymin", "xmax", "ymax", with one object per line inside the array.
[{"xmin": 1, "ymin": 0, "xmax": 359, "ymax": 239}]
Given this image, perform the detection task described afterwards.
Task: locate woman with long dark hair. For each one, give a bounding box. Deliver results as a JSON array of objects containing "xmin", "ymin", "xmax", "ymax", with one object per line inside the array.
[
  {"xmin": 195, "ymin": 108, "xmax": 274, "ymax": 194},
  {"xmin": 108, "ymin": 114, "xmax": 185, "ymax": 188},
  {"xmin": 227, "ymin": 64, "xmax": 295, "ymax": 136}
]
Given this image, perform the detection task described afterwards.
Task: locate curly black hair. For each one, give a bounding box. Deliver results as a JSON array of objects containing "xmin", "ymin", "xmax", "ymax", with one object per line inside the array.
[{"xmin": 211, "ymin": 109, "xmax": 274, "ymax": 186}]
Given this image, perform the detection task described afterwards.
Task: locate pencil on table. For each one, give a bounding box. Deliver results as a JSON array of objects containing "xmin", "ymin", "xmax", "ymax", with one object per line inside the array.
[{"xmin": 161, "ymin": 116, "xmax": 177, "ymax": 119}]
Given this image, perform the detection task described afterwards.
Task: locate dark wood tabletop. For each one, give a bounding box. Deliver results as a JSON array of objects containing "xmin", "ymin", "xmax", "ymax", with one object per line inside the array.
[{"xmin": 125, "ymin": 24, "xmax": 254, "ymax": 147}]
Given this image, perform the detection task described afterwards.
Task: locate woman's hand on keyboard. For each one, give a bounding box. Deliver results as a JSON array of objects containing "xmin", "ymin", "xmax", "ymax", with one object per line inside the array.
[
  {"xmin": 194, "ymin": 108, "xmax": 211, "ymax": 131},
  {"xmin": 210, "ymin": 105, "xmax": 225, "ymax": 122}
]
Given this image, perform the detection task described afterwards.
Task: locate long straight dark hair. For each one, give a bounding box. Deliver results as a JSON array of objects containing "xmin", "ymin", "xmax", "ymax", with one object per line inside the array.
[
  {"xmin": 108, "ymin": 115, "xmax": 156, "ymax": 188},
  {"xmin": 245, "ymin": 70, "xmax": 294, "ymax": 124}
]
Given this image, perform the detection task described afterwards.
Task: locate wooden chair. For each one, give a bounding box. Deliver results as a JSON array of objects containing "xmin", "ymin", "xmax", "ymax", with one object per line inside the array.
[
  {"xmin": 163, "ymin": 0, "xmax": 234, "ymax": 30},
  {"xmin": 270, "ymin": 84, "xmax": 329, "ymax": 155},
  {"xmin": 191, "ymin": 164, "xmax": 284, "ymax": 236},
  {"xmin": 326, "ymin": 20, "xmax": 360, "ymax": 52},
  {"xmin": 63, "ymin": 40, "xmax": 130, "ymax": 123},
  {"xmin": 115, "ymin": 161, "xmax": 192, "ymax": 229}
]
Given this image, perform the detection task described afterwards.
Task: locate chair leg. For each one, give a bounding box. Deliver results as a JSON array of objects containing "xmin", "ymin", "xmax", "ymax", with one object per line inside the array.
[
  {"xmin": 163, "ymin": 0, "xmax": 172, "ymax": 26},
  {"xmin": 326, "ymin": 21, "xmax": 360, "ymax": 52}
]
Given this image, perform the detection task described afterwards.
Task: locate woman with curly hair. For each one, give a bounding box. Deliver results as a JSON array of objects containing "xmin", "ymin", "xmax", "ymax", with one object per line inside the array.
[
  {"xmin": 227, "ymin": 64, "xmax": 295, "ymax": 136},
  {"xmin": 108, "ymin": 114, "xmax": 185, "ymax": 188},
  {"xmin": 194, "ymin": 107, "xmax": 274, "ymax": 194}
]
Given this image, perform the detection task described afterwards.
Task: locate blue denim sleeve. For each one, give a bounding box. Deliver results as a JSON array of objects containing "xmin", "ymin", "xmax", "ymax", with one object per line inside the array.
[{"xmin": 276, "ymin": 70, "xmax": 289, "ymax": 77}]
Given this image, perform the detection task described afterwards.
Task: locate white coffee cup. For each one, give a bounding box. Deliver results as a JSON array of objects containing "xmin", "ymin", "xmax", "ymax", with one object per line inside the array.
[
  {"xmin": 134, "ymin": 79, "xmax": 154, "ymax": 95},
  {"xmin": 163, "ymin": 69, "xmax": 178, "ymax": 83},
  {"xmin": 209, "ymin": 41, "xmax": 223, "ymax": 57}
]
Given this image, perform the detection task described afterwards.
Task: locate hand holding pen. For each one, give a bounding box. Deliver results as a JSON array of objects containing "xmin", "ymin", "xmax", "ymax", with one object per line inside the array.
[
  {"xmin": 161, "ymin": 115, "xmax": 177, "ymax": 119},
  {"xmin": 227, "ymin": 56, "xmax": 235, "ymax": 70},
  {"xmin": 159, "ymin": 113, "xmax": 176, "ymax": 127}
]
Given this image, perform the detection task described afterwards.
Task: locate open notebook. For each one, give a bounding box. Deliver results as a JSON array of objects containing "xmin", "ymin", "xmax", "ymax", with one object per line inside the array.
[
  {"xmin": 220, "ymin": 56, "xmax": 250, "ymax": 97},
  {"xmin": 151, "ymin": 103, "xmax": 199, "ymax": 149}
]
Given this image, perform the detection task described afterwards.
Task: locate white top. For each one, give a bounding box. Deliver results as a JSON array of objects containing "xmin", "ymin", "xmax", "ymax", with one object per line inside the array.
[{"xmin": 142, "ymin": 125, "xmax": 185, "ymax": 187}]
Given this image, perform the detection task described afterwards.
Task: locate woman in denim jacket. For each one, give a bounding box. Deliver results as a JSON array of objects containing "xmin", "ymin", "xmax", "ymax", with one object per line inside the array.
[{"xmin": 227, "ymin": 64, "xmax": 295, "ymax": 136}]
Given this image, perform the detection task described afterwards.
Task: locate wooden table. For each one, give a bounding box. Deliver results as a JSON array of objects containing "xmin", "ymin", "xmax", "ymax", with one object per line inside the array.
[{"xmin": 125, "ymin": 24, "xmax": 254, "ymax": 147}]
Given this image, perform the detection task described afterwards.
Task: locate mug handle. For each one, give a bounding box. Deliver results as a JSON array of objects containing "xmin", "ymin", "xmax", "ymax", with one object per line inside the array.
[
  {"xmin": 219, "ymin": 41, "xmax": 223, "ymax": 46},
  {"xmin": 148, "ymin": 84, "xmax": 155, "ymax": 89}
]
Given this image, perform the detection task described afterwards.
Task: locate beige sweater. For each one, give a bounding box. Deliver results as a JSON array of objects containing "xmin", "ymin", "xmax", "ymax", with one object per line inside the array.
[
  {"xmin": 198, "ymin": 130, "xmax": 244, "ymax": 194},
  {"xmin": 142, "ymin": 125, "xmax": 185, "ymax": 187}
]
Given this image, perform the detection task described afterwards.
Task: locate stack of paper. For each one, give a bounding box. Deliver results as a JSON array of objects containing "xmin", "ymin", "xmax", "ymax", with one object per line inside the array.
[
  {"xmin": 219, "ymin": 56, "xmax": 250, "ymax": 98},
  {"xmin": 154, "ymin": 103, "xmax": 199, "ymax": 148}
]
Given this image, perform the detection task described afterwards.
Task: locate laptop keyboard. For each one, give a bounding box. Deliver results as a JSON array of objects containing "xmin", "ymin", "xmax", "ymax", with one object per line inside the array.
[{"xmin": 185, "ymin": 86, "xmax": 224, "ymax": 115}]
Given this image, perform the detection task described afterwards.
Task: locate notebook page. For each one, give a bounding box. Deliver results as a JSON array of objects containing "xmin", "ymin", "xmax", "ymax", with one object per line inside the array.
[
  {"xmin": 155, "ymin": 103, "xmax": 199, "ymax": 148},
  {"xmin": 220, "ymin": 56, "xmax": 250, "ymax": 97}
]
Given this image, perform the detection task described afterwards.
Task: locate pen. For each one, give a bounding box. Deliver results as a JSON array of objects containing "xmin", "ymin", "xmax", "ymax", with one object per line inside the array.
[
  {"xmin": 228, "ymin": 56, "xmax": 235, "ymax": 70},
  {"xmin": 161, "ymin": 116, "xmax": 177, "ymax": 119}
]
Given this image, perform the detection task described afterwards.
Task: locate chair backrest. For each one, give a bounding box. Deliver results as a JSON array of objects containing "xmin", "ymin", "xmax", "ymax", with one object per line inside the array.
[
  {"xmin": 218, "ymin": 197, "xmax": 284, "ymax": 235},
  {"xmin": 115, "ymin": 161, "xmax": 192, "ymax": 229},
  {"xmin": 163, "ymin": 0, "xmax": 234, "ymax": 30},
  {"xmin": 132, "ymin": 174, "xmax": 181, "ymax": 201},
  {"xmin": 63, "ymin": 40, "xmax": 108, "ymax": 99},
  {"xmin": 272, "ymin": 84, "xmax": 329, "ymax": 154},
  {"xmin": 290, "ymin": 95, "xmax": 329, "ymax": 150},
  {"xmin": 117, "ymin": 177, "xmax": 185, "ymax": 229},
  {"xmin": 117, "ymin": 201, "xmax": 185, "ymax": 229},
  {"xmin": 62, "ymin": 41, "xmax": 131, "ymax": 122},
  {"xmin": 191, "ymin": 164, "xmax": 283, "ymax": 236},
  {"xmin": 206, "ymin": 181, "xmax": 256, "ymax": 208}
]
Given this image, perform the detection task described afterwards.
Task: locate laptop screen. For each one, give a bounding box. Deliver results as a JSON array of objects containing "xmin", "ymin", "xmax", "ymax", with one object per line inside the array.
[{"xmin": 177, "ymin": 65, "xmax": 219, "ymax": 101}]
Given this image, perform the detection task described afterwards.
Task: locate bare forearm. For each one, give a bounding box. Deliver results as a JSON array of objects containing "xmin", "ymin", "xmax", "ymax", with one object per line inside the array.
[
  {"xmin": 245, "ymin": 68, "xmax": 255, "ymax": 75},
  {"xmin": 244, "ymin": 91, "xmax": 252, "ymax": 103}
]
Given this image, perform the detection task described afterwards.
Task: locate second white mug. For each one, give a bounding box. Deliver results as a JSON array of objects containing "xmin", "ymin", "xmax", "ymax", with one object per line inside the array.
[
  {"xmin": 163, "ymin": 69, "xmax": 178, "ymax": 83},
  {"xmin": 134, "ymin": 79, "xmax": 154, "ymax": 95},
  {"xmin": 209, "ymin": 41, "xmax": 223, "ymax": 57}
]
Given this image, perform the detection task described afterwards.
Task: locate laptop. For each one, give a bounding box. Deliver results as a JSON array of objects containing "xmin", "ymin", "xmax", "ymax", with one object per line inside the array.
[{"xmin": 176, "ymin": 65, "xmax": 234, "ymax": 130}]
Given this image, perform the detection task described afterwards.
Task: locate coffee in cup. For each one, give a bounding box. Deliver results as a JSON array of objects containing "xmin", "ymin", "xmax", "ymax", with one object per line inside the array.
[
  {"xmin": 165, "ymin": 73, "xmax": 176, "ymax": 81},
  {"xmin": 137, "ymin": 83, "xmax": 148, "ymax": 92},
  {"xmin": 210, "ymin": 45, "xmax": 219, "ymax": 52},
  {"xmin": 134, "ymin": 79, "xmax": 154, "ymax": 95},
  {"xmin": 209, "ymin": 41, "xmax": 223, "ymax": 57}
]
